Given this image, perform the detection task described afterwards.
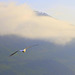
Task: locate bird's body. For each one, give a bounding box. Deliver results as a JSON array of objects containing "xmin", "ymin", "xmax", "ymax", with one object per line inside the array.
[
  {"xmin": 20, "ymin": 49, "xmax": 26, "ymax": 53},
  {"xmin": 9, "ymin": 44, "xmax": 38, "ymax": 56}
]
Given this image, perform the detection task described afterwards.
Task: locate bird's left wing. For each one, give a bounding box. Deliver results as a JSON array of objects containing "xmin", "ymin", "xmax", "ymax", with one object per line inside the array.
[
  {"xmin": 25, "ymin": 44, "xmax": 38, "ymax": 49},
  {"xmin": 9, "ymin": 50, "xmax": 19, "ymax": 56}
]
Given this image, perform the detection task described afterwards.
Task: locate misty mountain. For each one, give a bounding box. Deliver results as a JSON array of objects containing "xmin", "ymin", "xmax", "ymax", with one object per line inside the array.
[
  {"xmin": 0, "ymin": 35, "xmax": 75, "ymax": 75},
  {"xmin": 0, "ymin": 2, "xmax": 75, "ymax": 75},
  {"xmin": 35, "ymin": 11, "xmax": 50, "ymax": 17}
]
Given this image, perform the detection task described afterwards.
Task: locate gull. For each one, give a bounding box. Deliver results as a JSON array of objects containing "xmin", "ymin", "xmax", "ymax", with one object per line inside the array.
[{"xmin": 9, "ymin": 44, "xmax": 38, "ymax": 56}]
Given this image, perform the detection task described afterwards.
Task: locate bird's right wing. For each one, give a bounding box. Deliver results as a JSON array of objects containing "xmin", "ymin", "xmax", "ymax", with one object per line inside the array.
[{"xmin": 9, "ymin": 50, "xmax": 18, "ymax": 56}]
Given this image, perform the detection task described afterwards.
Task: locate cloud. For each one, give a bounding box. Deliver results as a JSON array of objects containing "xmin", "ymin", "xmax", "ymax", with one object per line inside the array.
[
  {"xmin": 0, "ymin": 2, "xmax": 75, "ymax": 45},
  {"xmin": 47, "ymin": 6, "xmax": 75, "ymax": 25}
]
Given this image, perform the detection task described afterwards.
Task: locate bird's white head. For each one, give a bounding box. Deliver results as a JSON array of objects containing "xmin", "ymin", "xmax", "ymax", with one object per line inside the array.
[{"xmin": 23, "ymin": 49, "xmax": 26, "ymax": 53}]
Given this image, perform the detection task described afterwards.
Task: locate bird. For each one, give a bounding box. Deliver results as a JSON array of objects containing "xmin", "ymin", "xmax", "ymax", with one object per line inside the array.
[{"xmin": 9, "ymin": 44, "xmax": 38, "ymax": 56}]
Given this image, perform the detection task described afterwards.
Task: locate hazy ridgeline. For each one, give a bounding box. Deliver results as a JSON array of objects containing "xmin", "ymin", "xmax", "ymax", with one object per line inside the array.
[{"xmin": 0, "ymin": 35, "xmax": 75, "ymax": 75}]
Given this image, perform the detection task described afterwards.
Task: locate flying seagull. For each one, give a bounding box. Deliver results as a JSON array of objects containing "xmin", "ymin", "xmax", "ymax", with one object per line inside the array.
[{"xmin": 9, "ymin": 44, "xmax": 38, "ymax": 56}]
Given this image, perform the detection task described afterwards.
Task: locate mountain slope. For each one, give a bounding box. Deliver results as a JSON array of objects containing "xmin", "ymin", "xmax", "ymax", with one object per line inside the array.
[{"xmin": 0, "ymin": 35, "xmax": 75, "ymax": 75}]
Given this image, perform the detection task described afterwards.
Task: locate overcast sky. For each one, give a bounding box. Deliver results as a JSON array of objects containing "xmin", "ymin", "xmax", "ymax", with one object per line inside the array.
[{"xmin": 0, "ymin": 0, "xmax": 75, "ymax": 25}]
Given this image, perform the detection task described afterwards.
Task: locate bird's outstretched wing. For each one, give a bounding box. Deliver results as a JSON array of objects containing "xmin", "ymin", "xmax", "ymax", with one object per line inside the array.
[
  {"xmin": 25, "ymin": 44, "xmax": 38, "ymax": 49},
  {"xmin": 9, "ymin": 44, "xmax": 38, "ymax": 56},
  {"xmin": 9, "ymin": 50, "xmax": 18, "ymax": 56}
]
